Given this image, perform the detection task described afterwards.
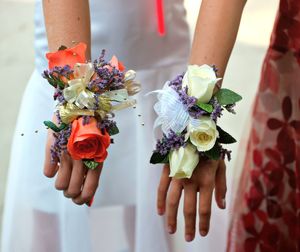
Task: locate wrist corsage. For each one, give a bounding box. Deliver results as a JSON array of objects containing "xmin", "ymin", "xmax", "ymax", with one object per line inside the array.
[
  {"xmin": 150, "ymin": 64, "xmax": 242, "ymax": 179},
  {"xmin": 43, "ymin": 42, "xmax": 141, "ymax": 169}
]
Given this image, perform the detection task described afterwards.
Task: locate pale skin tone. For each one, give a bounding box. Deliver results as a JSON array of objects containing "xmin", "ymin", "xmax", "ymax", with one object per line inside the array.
[
  {"xmin": 43, "ymin": 0, "xmax": 246, "ymax": 240},
  {"xmin": 43, "ymin": 0, "xmax": 96, "ymax": 206},
  {"xmin": 157, "ymin": 0, "xmax": 247, "ymax": 242}
]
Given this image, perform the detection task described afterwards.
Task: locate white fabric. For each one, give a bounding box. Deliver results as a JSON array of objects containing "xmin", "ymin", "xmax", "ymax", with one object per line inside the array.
[{"xmin": 1, "ymin": 0, "xmax": 228, "ymax": 251}]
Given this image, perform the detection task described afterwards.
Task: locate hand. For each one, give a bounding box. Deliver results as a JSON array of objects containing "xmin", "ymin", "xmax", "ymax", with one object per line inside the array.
[
  {"xmin": 43, "ymin": 119, "xmax": 102, "ymax": 206},
  {"xmin": 157, "ymin": 159, "xmax": 227, "ymax": 242}
]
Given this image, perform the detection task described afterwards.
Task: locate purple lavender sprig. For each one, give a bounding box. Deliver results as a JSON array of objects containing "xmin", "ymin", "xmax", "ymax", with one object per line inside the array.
[
  {"xmin": 154, "ymin": 130, "xmax": 186, "ymax": 156},
  {"xmin": 50, "ymin": 125, "xmax": 72, "ymax": 163},
  {"xmin": 42, "ymin": 65, "xmax": 73, "ymax": 89},
  {"xmin": 88, "ymin": 50, "xmax": 125, "ymax": 92},
  {"xmin": 98, "ymin": 119, "xmax": 117, "ymax": 132},
  {"xmin": 168, "ymin": 74, "xmax": 212, "ymax": 119},
  {"xmin": 210, "ymin": 97, "xmax": 223, "ymax": 122}
]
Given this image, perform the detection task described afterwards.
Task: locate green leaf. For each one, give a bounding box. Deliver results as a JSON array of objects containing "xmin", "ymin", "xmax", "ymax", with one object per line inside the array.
[
  {"xmin": 217, "ymin": 126, "xmax": 237, "ymax": 144},
  {"xmin": 215, "ymin": 88, "xmax": 242, "ymax": 105},
  {"xmin": 196, "ymin": 102, "xmax": 213, "ymax": 113},
  {"xmin": 108, "ymin": 124, "xmax": 120, "ymax": 136},
  {"xmin": 43, "ymin": 121, "xmax": 68, "ymax": 132},
  {"xmin": 204, "ymin": 144, "xmax": 221, "ymax": 160},
  {"xmin": 150, "ymin": 152, "xmax": 169, "ymax": 164},
  {"xmin": 83, "ymin": 160, "xmax": 100, "ymax": 170},
  {"xmin": 58, "ymin": 45, "xmax": 68, "ymax": 51}
]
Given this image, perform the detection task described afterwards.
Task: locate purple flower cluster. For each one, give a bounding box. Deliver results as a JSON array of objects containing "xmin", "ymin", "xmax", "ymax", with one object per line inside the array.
[
  {"xmin": 168, "ymin": 74, "xmax": 207, "ymax": 119},
  {"xmin": 50, "ymin": 125, "xmax": 72, "ymax": 163},
  {"xmin": 98, "ymin": 118, "xmax": 115, "ymax": 131},
  {"xmin": 53, "ymin": 88, "xmax": 66, "ymax": 104},
  {"xmin": 210, "ymin": 97, "xmax": 223, "ymax": 122},
  {"xmin": 42, "ymin": 65, "xmax": 73, "ymax": 88},
  {"xmin": 154, "ymin": 130, "xmax": 186, "ymax": 156},
  {"xmin": 88, "ymin": 50, "xmax": 125, "ymax": 92}
]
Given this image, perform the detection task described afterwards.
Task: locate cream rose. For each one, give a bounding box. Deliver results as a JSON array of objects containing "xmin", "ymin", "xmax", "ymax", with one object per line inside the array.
[
  {"xmin": 187, "ymin": 116, "xmax": 219, "ymax": 152},
  {"xmin": 182, "ymin": 64, "xmax": 221, "ymax": 103},
  {"xmin": 169, "ymin": 143, "xmax": 199, "ymax": 179}
]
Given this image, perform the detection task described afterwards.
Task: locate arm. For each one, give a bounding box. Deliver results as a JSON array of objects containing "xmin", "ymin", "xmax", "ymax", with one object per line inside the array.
[
  {"xmin": 43, "ymin": 0, "xmax": 91, "ymax": 58},
  {"xmin": 43, "ymin": 0, "xmax": 100, "ymax": 206},
  {"xmin": 189, "ymin": 0, "xmax": 247, "ymax": 76},
  {"xmin": 157, "ymin": 0, "xmax": 246, "ymax": 241}
]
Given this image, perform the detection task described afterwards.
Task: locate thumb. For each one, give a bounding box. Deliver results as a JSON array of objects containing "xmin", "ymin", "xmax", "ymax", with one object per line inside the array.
[
  {"xmin": 214, "ymin": 160, "xmax": 227, "ymax": 209},
  {"xmin": 44, "ymin": 129, "xmax": 59, "ymax": 178}
]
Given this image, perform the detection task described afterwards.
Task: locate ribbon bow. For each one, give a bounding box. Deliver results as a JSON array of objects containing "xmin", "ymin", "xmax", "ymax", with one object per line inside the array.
[{"xmin": 63, "ymin": 63, "xmax": 96, "ymax": 110}]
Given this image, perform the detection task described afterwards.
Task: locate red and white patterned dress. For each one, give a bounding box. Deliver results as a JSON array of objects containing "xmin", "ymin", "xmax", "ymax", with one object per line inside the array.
[{"xmin": 227, "ymin": 0, "xmax": 300, "ymax": 251}]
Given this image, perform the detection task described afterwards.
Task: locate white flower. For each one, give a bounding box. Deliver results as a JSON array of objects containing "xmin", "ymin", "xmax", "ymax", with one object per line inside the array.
[
  {"xmin": 187, "ymin": 116, "xmax": 219, "ymax": 152},
  {"xmin": 182, "ymin": 64, "xmax": 221, "ymax": 103},
  {"xmin": 169, "ymin": 143, "xmax": 199, "ymax": 179}
]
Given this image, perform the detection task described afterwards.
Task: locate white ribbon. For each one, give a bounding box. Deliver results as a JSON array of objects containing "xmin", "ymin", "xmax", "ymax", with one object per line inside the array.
[
  {"xmin": 63, "ymin": 63, "xmax": 96, "ymax": 109},
  {"xmin": 148, "ymin": 82, "xmax": 190, "ymax": 134}
]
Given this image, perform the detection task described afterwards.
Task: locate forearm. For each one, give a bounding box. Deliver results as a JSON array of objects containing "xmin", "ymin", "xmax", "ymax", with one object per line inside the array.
[
  {"xmin": 189, "ymin": 0, "xmax": 247, "ymax": 77},
  {"xmin": 42, "ymin": 0, "xmax": 91, "ymax": 59}
]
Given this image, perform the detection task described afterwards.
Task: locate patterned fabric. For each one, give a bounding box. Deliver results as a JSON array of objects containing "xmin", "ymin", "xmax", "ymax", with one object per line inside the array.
[{"xmin": 227, "ymin": 0, "xmax": 300, "ymax": 251}]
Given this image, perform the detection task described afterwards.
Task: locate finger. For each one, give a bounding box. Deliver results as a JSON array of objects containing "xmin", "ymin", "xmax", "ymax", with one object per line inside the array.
[
  {"xmin": 55, "ymin": 152, "xmax": 72, "ymax": 190},
  {"xmin": 44, "ymin": 130, "xmax": 59, "ymax": 178},
  {"xmin": 199, "ymin": 186, "xmax": 214, "ymax": 237},
  {"xmin": 215, "ymin": 160, "xmax": 227, "ymax": 209},
  {"xmin": 167, "ymin": 180, "xmax": 182, "ymax": 234},
  {"xmin": 64, "ymin": 160, "xmax": 87, "ymax": 198},
  {"xmin": 73, "ymin": 163, "xmax": 103, "ymax": 205},
  {"xmin": 183, "ymin": 184, "xmax": 197, "ymax": 242},
  {"xmin": 157, "ymin": 165, "xmax": 171, "ymax": 215}
]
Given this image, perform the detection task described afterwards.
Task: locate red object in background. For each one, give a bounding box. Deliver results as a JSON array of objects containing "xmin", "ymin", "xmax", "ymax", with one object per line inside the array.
[{"xmin": 156, "ymin": 0, "xmax": 165, "ymax": 36}]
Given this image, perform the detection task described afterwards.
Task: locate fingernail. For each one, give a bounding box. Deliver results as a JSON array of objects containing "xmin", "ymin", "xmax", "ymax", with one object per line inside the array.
[
  {"xmin": 86, "ymin": 196, "xmax": 94, "ymax": 207},
  {"xmin": 168, "ymin": 226, "xmax": 173, "ymax": 234},
  {"xmin": 157, "ymin": 208, "xmax": 164, "ymax": 215},
  {"xmin": 222, "ymin": 198, "xmax": 226, "ymax": 209},
  {"xmin": 185, "ymin": 234, "xmax": 193, "ymax": 242},
  {"xmin": 200, "ymin": 230, "xmax": 207, "ymax": 236}
]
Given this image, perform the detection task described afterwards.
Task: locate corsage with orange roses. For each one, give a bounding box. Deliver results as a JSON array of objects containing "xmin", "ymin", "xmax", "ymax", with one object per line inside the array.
[
  {"xmin": 42, "ymin": 43, "xmax": 141, "ymax": 169},
  {"xmin": 150, "ymin": 65, "xmax": 242, "ymax": 179}
]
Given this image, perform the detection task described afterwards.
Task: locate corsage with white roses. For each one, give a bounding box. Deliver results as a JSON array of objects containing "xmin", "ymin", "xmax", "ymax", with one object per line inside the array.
[
  {"xmin": 150, "ymin": 64, "xmax": 242, "ymax": 179},
  {"xmin": 42, "ymin": 42, "xmax": 141, "ymax": 169}
]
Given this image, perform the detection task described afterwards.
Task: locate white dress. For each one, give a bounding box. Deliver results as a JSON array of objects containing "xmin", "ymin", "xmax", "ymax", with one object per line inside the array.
[{"xmin": 1, "ymin": 1, "xmax": 228, "ymax": 251}]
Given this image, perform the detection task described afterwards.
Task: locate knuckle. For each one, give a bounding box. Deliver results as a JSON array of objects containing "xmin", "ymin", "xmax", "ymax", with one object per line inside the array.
[
  {"xmin": 81, "ymin": 191, "xmax": 93, "ymax": 202},
  {"xmin": 168, "ymin": 199, "xmax": 178, "ymax": 209},
  {"xmin": 202, "ymin": 178, "xmax": 215, "ymax": 188},
  {"xmin": 184, "ymin": 209, "xmax": 196, "ymax": 218},
  {"xmin": 55, "ymin": 181, "xmax": 67, "ymax": 191},
  {"xmin": 65, "ymin": 189, "xmax": 81, "ymax": 198},
  {"xmin": 200, "ymin": 210, "xmax": 211, "ymax": 219}
]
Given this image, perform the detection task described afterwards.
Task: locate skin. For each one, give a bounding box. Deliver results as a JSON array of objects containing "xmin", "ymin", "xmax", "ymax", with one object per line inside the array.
[
  {"xmin": 43, "ymin": 0, "xmax": 97, "ymax": 206},
  {"xmin": 157, "ymin": 0, "xmax": 247, "ymax": 242},
  {"xmin": 42, "ymin": 0, "xmax": 247, "ymax": 240}
]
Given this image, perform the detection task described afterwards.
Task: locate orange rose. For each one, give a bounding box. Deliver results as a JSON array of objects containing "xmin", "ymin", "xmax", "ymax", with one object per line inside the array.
[
  {"xmin": 67, "ymin": 117, "xmax": 110, "ymax": 163},
  {"xmin": 46, "ymin": 42, "xmax": 87, "ymax": 69}
]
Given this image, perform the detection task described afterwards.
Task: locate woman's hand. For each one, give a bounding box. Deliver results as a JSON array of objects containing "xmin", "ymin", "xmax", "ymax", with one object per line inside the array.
[
  {"xmin": 157, "ymin": 159, "xmax": 227, "ymax": 242},
  {"xmin": 43, "ymin": 120, "xmax": 102, "ymax": 206}
]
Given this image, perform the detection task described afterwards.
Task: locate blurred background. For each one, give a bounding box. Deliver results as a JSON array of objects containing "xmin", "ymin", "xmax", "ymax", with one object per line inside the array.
[{"xmin": 0, "ymin": 0, "xmax": 278, "ymax": 251}]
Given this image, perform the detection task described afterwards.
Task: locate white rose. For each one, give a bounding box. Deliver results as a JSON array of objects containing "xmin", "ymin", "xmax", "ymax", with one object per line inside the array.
[
  {"xmin": 182, "ymin": 64, "xmax": 221, "ymax": 103},
  {"xmin": 169, "ymin": 143, "xmax": 199, "ymax": 179},
  {"xmin": 187, "ymin": 116, "xmax": 219, "ymax": 152}
]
